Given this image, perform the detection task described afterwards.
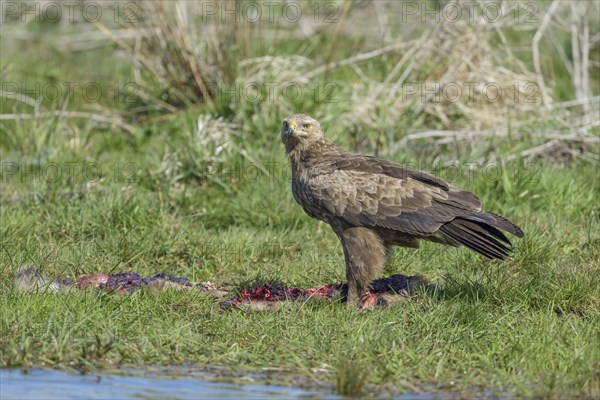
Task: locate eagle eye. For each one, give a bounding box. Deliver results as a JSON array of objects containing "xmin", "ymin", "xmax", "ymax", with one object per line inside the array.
[{"xmin": 302, "ymin": 123, "xmax": 311, "ymax": 129}]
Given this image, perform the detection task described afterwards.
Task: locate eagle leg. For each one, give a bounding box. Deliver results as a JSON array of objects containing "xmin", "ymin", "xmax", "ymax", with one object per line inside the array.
[{"xmin": 339, "ymin": 227, "xmax": 389, "ymax": 305}]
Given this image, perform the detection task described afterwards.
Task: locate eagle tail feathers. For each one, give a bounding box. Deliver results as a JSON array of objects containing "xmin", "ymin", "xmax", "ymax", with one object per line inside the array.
[
  {"xmin": 484, "ymin": 212, "xmax": 525, "ymax": 238},
  {"xmin": 438, "ymin": 214, "xmax": 523, "ymax": 260}
]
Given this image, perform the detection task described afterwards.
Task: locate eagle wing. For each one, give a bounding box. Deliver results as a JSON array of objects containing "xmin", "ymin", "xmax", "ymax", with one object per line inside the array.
[
  {"xmin": 296, "ymin": 156, "xmax": 479, "ymax": 236},
  {"xmin": 294, "ymin": 154, "xmax": 524, "ymax": 259}
]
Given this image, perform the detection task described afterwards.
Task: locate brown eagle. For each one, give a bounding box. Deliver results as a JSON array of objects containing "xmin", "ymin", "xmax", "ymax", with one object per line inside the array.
[{"xmin": 281, "ymin": 114, "xmax": 524, "ymax": 307}]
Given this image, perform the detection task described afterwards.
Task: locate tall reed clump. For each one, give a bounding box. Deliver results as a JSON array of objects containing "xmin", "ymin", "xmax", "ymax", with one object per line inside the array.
[{"xmin": 96, "ymin": 0, "xmax": 239, "ymax": 114}]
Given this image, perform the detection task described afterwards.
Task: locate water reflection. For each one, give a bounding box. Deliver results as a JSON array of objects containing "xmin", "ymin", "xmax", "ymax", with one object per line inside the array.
[{"xmin": 0, "ymin": 368, "xmax": 341, "ymax": 400}]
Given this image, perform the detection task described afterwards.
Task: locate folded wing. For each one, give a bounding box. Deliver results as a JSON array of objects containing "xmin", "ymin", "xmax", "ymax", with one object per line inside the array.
[{"xmin": 300, "ymin": 155, "xmax": 523, "ymax": 259}]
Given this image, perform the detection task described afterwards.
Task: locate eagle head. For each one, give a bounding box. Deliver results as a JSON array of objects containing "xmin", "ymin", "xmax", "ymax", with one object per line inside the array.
[{"xmin": 281, "ymin": 114, "xmax": 324, "ymax": 152}]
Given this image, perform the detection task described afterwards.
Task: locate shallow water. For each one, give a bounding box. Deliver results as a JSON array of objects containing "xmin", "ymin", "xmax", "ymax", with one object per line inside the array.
[{"xmin": 1, "ymin": 368, "xmax": 344, "ymax": 400}]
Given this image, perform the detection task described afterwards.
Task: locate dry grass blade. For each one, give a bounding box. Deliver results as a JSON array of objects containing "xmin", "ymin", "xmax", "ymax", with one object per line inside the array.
[
  {"xmin": 532, "ymin": 0, "xmax": 561, "ymax": 110},
  {"xmin": 95, "ymin": 0, "xmax": 221, "ymax": 113},
  {"xmin": 297, "ymin": 42, "xmax": 416, "ymax": 83}
]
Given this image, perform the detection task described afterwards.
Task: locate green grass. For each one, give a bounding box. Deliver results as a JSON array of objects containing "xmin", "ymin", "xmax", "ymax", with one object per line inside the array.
[
  {"xmin": 2, "ymin": 157, "xmax": 599, "ymax": 397},
  {"xmin": 1, "ymin": 3, "xmax": 600, "ymax": 398}
]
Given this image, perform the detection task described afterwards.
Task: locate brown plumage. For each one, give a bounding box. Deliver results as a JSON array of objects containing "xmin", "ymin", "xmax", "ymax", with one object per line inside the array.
[{"xmin": 281, "ymin": 114, "xmax": 524, "ymax": 306}]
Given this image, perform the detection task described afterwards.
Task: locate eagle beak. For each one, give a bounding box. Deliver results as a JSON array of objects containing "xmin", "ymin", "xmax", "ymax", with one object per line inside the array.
[{"xmin": 288, "ymin": 122, "xmax": 297, "ymax": 137}]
